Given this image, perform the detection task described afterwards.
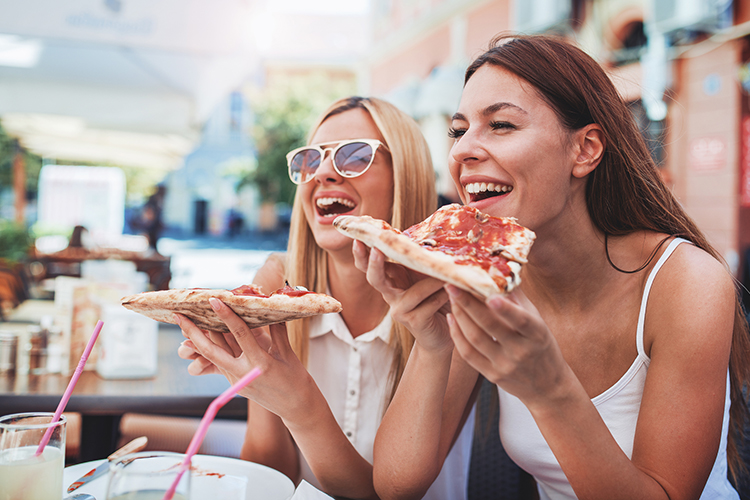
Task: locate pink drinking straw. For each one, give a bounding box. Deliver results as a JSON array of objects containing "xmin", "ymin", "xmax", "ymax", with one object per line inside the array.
[
  {"xmin": 35, "ymin": 320, "xmax": 104, "ymax": 456},
  {"xmin": 163, "ymin": 366, "xmax": 263, "ymax": 500}
]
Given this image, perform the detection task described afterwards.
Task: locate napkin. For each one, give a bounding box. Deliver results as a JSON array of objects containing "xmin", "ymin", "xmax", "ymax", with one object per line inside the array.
[{"xmin": 290, "ymin": 480, "xmax": 335, "ymax": 500}]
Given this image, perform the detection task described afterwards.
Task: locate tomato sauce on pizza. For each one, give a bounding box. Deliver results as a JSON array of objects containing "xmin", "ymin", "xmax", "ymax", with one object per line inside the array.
[
  {"xmin": 333, "ymin": 203, "xmax": 536, "ymax": 298},
  {"xmin": 403, "ymin": 205, "xmax": 524, "ymax": 278},
  {"xmin": 230, "ymin": 284, "xmax": 268, "ymax": 297},
  {"xmin": 271, "ymin": 284, "xmax": 314, "ymax": 297}
]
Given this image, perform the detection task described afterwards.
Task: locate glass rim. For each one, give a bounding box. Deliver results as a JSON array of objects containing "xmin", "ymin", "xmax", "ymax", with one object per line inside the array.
[{"xmin": 0, "ymin": 412, "xmax": 66, "ymax": 430}]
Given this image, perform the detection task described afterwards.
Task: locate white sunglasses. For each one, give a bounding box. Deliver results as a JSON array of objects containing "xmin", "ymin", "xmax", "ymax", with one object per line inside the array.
[{"xmin": 286, "ymin": 139, "xmax": 389, "ymax": 185}]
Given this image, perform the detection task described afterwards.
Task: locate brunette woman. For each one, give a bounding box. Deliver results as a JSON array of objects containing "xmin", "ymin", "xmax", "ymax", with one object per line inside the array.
[{"xmin": 358, "ymin": 35, "xmax": 749, "ymax": 500}]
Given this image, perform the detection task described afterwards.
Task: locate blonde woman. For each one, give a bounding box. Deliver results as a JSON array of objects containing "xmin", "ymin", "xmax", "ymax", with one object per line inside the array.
[{"xmin": 177, "ymin": 96, "xmax": 477, "ymax": 499}]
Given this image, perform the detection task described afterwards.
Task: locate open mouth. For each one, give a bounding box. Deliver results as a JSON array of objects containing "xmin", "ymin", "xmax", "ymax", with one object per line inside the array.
[
  {"xmin": 465, "ymin": 182, "xmax": 512, "ymax": 202},
  {"xmin": 316, "ymin": 197, "xmax": 356, "ymax": 218}
]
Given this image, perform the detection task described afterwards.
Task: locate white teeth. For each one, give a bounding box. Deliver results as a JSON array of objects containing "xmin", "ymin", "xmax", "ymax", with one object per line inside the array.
[
  {"xmin": 316, "ymin": 197, "xmax": 356, "ymax": 209},
  {"xmin": 465, "ymin": 182, "xmax": 511, "ymax": 194}
]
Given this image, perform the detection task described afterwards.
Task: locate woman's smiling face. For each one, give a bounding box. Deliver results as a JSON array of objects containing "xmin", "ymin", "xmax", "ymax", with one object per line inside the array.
[
  {"xmin": 299, "ymin": 108, "xmax": 394, "ymax": 252},
  {"xmin": 448, "ymin": 64, "xmax": 578, "ymax": 231}
]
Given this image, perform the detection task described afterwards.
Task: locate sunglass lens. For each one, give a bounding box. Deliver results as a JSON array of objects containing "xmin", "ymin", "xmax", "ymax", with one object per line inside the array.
[
  {"xmin": 334, "ymin": 142, "xmax": 373, "ymax": 177},
  {"xmin": 290, "ymin": 149, "xmax": 321, "ymax": 183}
]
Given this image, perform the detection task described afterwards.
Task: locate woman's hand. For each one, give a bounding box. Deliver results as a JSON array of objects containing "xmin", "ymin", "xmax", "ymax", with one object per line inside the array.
[
  {"xmin": 175, "ymin": 298, "xmax": 318, "ymax": 418},
  {"xmin": 177, "ymin": 326, "xmax": 248, "ymax": 376},
  {"xmin": 352, "ymin": 240, "xmax": 453, "ymax": 352},
  {"xmin": 445, "ymin": 285, "xmax": 569, "ymax": 408}
]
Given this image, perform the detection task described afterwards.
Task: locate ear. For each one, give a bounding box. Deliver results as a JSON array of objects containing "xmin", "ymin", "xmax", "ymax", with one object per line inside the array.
[{"xmin": 571, "ymin": 124, "xmax": 605, "ymax": 179}]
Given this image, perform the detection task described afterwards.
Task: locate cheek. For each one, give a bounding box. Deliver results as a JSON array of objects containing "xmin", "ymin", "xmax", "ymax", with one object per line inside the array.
[
  {"xmin": 298, "ymin": 185, "xmax": 316, "ymax": 215},
  {"xmin": 448, "ymin": 161, "xmax": 465, "ymax": 203},
  {"xmin": 365, "ymin": 176, "xmax": 395, "ymax": 218}
]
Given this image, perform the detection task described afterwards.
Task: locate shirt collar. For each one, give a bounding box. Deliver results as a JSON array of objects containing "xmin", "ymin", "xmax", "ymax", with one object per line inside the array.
[{"xmin": 309, "ymin": 312, "xmax": 392, "ymax": 344}]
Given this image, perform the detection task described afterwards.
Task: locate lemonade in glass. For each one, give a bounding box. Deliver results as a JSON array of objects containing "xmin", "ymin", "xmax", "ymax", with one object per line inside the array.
[{"xmin": 0, "ymin": 412, "xmax": 66, "ymax": 500}]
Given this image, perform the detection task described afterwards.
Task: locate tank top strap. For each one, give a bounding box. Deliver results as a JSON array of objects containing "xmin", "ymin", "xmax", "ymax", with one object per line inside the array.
[{"xmin": 636, "ymin": 237, "xmax": 691, "ymax": 357}]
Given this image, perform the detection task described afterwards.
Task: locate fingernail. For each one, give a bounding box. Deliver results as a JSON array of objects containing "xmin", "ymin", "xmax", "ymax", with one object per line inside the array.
[
  {"xmin": 445, "ymin": 285, "xmax": 459, "ymax": 297},
  {"xmin": 487, "ymin": 295, "xmax": 504, "ymax": 310},
  {"xmin": 209, "ymin": 298, "xmax": 221, "ymax": 311},
  {"xmin": 173, "ymin": 313, "xmax": 181, "ymax": 325},
  {"xmin": 446, "ymin": 313, "xmax": 455, "ymax": 327}
]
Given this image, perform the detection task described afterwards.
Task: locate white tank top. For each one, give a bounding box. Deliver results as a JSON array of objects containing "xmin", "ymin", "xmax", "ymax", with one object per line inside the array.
[{"xmin": 497, "ymin": 238, "xmax": 738, "ymax": 499}]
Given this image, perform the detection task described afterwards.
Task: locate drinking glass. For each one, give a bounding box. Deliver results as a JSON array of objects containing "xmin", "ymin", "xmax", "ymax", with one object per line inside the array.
[
  {"xmin": 106, "ymin": 451, "xmax": 191, "ymax": 500},
  {"xmin": 0, "ymin": 412, "xmax": 67, "ymax": 500}
]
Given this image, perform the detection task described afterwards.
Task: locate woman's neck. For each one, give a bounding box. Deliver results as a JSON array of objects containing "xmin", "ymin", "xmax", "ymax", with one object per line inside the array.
[
  {"xmin": 326, "ymin": 251, "xmax": 390, "ymax": 338},
  {"xmin": 521, "ymin": 211, "xmax": 616, "ymax": 311}
]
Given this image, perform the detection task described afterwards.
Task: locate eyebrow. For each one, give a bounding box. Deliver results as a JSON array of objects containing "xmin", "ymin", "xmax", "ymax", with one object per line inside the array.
[{"xmin": 451, "ymin": 102, "xmax": 528, "ymax": 122}]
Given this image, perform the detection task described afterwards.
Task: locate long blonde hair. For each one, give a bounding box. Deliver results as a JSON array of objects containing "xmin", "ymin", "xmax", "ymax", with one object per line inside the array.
[{"xmin": 285, "ymin": 96, "xmax": 437, "ymax": 404}]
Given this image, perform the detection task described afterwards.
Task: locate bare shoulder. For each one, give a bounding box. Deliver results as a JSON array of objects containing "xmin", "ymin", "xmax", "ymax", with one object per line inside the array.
[
  {"xmin": 645, "ymin": 238, "xmax": 735, "ymax": 356},
  {"xmin": 653, "ymin": 240, "xmax": 733, "ymax": 300}
]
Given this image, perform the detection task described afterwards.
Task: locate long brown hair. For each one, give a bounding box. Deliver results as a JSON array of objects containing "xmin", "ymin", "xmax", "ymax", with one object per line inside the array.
[
  {"xmin": 466, "ymin": 33, "xmax": 750, "ymax": 479},
  {"xmin": 285, "ymin": 96, "xmax": 437, "ymax": 406}
]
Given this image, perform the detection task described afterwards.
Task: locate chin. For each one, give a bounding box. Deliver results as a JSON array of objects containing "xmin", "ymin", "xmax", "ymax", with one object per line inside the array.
[{"xmin": 311, "ymin": 226, "xmax": 353, "ymax": 252}]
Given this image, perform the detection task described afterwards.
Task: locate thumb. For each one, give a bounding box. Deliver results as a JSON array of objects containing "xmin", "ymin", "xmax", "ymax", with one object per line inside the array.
[{"xmin": 269, "ymin": 322, "xmax": 294, "ymax": 355}]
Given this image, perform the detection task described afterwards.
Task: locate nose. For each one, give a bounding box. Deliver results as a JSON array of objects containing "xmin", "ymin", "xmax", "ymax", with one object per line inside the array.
[
  {"xmin": 314, "ymin": 149, "xmax": 342, "ymax": 184},
  {"xmin": 449, "ymin": 129, "xmax": 485, "ymax": 166}
]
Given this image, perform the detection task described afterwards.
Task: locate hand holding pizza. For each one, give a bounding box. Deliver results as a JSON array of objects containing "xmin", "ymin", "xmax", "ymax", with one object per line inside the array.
[
  {"xmin": 175, "ymin": 299, "xmax": 325, "ymax": 419},
  {"xmin": 178, "ymin": 324, "xmax": 271, "ymax": 376},
  {"xmin": 344, "ymin": 204, "xmax": 536, "ymax": 354},
  {"xmin": 445, "ymin": 285, "xmax": 572, "ymax": 408},
  {"xmin": 352, "ymin": 240, "xmax": 454, "ymax": 353}
]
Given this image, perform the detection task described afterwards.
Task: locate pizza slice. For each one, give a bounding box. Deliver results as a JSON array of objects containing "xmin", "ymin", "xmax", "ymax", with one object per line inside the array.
[
  {"xmin": 121, "ymin": 283, "xmax": 342, "ymax": 333},
  {"xmin": 334, "ymin": 203, "xmax": 535, "ymax": 299}
]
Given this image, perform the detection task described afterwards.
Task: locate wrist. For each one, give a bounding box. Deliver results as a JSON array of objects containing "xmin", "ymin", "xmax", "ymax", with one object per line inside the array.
[
  {"xmin": 413, "ymin": 340, "xmax": 454, "ymax": 362},
  {"xmin": 280, "ymin": 378, "xmax": 331, "ymax": 433},
  {"xmin": 524, "ymin": 364, "xmax": 584, "ymax": 419}
]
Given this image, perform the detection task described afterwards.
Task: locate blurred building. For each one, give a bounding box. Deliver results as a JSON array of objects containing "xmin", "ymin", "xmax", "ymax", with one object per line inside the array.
[
  {"xmin": 161, "ymin": 91, "xmax": 255, "ymax": 236},
  {"xmin": 365, "ymin": 0, "xmax": 750, "ymax": 275},
  {"xmin": 364, "ymin": 0, "xmax": 510, "ymax": 201},
  {"xmin": 159, "ymin": 0, "xmax": 366, "ymax": 237}
]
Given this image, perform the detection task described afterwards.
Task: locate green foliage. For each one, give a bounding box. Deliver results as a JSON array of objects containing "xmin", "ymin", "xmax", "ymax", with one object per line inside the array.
[
  {"xmin": 0, "ymin": 220, "xmax": 33, "ymax": 264},
  {"xmin": 0, "ymin": 125, "xmax": 43, "ymax": 194},
  {"xmin": 242, "ymin": 71, "xmax": 357, "ymax": 203}
]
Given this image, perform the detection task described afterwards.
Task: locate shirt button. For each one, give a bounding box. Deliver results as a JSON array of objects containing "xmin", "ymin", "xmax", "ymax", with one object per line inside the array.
[
  {"xmin": 350, "ymin": 390, "xmax": 356, "ymax": 395},
  {"xmin": 346, "ymin": 431, "xmax": 352, "ymax": 437},
  {"xmin": 352, "ymin": 346, "xmax": 358, "ymax": 352}
]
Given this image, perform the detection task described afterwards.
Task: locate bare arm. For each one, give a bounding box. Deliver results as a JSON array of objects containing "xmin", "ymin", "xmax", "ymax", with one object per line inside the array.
[
  {"xmin": 447, "ymin": 244, "xmax": 735, "ymax": 499},
  {"xmin": 374, "ymin": 345, "xmax": 479, "ymax": 499},
  {"xmin": 353, "ymin": 241, "xmax": 480, "ymax": 498},
  {"xmin": 241, "ymin": 400, "xmax": 299, "ymax": 482}
]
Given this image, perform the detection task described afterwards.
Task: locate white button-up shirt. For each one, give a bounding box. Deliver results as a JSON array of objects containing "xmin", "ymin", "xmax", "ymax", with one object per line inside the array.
[{"xmin": 300, "ymin": 312, "xmax": 474, "ymax": 500}]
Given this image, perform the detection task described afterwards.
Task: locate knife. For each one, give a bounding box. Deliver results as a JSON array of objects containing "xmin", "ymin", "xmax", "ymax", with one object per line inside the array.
[{"xmin": 67, "ymin": 436, "xmax": 148, "ymax": 493}]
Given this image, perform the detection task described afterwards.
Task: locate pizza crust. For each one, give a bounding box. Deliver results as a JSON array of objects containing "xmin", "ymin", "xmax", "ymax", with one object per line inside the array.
[
  {"xmin": 334, "ymin": 215, "xmax": 507, "ymax": 299},
  {"xmin": 121, "ymin": 288, "xmax": 342, "ymax": 333}
]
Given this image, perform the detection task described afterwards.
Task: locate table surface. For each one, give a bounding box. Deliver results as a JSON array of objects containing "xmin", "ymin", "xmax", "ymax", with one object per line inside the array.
[{"xmin": 0, "ymin": 301, "xmax": 247, "ymax": 418}]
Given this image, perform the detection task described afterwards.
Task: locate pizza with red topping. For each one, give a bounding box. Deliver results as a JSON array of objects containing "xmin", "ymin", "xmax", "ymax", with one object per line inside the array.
[
  {"xmin": 334, "ymin": 203, "xmax": 536, "ymax": 299},
  {"xmin": 121, "ymin": 284, "xmax": 342, "ymax": 333}
]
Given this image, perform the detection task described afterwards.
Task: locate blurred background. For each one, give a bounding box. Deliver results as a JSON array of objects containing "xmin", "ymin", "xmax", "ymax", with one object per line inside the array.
[{"xmin": 1, "ymin": 0, "xmax": 750, "ymax": 296}]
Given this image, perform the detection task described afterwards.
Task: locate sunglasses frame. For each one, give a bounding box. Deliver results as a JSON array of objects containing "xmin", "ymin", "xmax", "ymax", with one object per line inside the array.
[{"xmin": 286, "ymin": 139, "xmax": 389, "ymax": 185}]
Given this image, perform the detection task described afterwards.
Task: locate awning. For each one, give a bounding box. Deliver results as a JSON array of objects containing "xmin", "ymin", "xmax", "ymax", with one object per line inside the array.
[{"xmin": 0, "ymin": 0, "xmax": 260, "ymax": 170}]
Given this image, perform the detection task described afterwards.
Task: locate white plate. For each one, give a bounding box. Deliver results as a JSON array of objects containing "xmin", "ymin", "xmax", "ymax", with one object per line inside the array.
[{"xmin": 63, "ymin": 454, "xmax": 295, "ymax": 500}]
